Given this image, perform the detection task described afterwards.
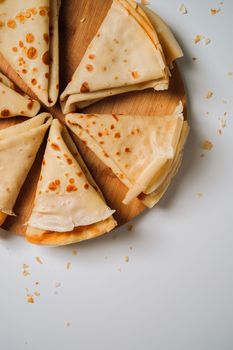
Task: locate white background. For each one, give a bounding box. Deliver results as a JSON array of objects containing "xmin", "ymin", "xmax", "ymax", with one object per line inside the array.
[{"xmin": 1, "ymin": 1, "xmax": 233, "ymax": 349}]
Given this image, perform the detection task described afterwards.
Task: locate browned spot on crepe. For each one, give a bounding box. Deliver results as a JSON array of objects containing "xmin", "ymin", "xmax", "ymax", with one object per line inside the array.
[{"xmin": 80, "ymin": 81, "xmax": 90, "ymax": 93}]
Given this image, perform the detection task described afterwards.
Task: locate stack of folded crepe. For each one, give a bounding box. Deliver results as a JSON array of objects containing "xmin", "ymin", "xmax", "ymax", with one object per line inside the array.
[
  {"xmin": 60, "ymin": 0, "xmax": 183, "ymax": 113},
  {"xmin": 0, "ymin": 0, "xmax": 60, "ymax": 106},
  {"xmin": 66, "ymin": 102, "xmax": 189, "ymax": 208},
  {"xmin": 0, "ymin": 113, "xmax": 52, "ymax": 226},
  {"xmin": 0, "ymin": 72, "xmax": 40, "ymax": 118},
  {"xmin": 26, "ymin": 119, "xmax": 117, "ymax": 246}
]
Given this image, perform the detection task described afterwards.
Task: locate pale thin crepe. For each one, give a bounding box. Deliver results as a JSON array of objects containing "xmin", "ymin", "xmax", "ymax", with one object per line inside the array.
[
  {"xmin": 26, "ymin": 119, "xmax": 116, "ymax": 246},
  {"xmin": 0, "ymin": 0, "xmax": 60, "ymax": 107},
  {"xmin": 140, "ymin": 5, "xmax": 183, "ymax": 66},
  {"xmin": 66, "ymin": 102, "xmax": 189, "ymax": 208},
  {"xmin": 60, "ymin": 0, "xmax": 169, "ymax": 113},
  {"xmin": 0, "ymin": 72, "xmax": 40, "ymax": 118},
  {"xmin": 0, "ymin": 113, "xmax": 52, "ymax": 226}
]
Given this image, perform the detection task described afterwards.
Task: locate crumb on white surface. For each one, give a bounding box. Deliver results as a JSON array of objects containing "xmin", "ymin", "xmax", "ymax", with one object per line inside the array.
[
  {"xmin": 54, "ymin": 282, "xmax": 61, "ymax": 288},
  {"xmin": 194, "ymin": 35, "xmax": 203, "ymax": 44},
  {"xmin": 66, "ymin": 262, "xmax": 71, "ymax": 270},
  {"xmin": 206, "ymin": 91, "xmax": 213, "ymax": 99},
  {"xmin": 179, "ymin": 4, "xmax": 188, "ymax": 15},
  {"xmin": 72, "ymin": 249, "xmax": 77, "ymax": 256},
  {"xmin": 201, "ymin": 140, "xmax": 213, "ymax": 151},
  {"xmin": 210, "ymin": 8, "xmax": 221, "ymax": 15},
  {"xmin": 27, "ymin": 296, "xmax": 34, "ymax": 304},
  {"xmin": 35, "ymin": 256, "xmax": 43, "ymax": 265},
  {"xmin": 124, "ymin": 256, "xmax": 129, "ymax": 263}
]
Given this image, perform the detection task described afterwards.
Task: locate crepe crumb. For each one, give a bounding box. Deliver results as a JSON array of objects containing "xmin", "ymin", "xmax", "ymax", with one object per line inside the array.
[
  {"xmin": 35, "ymin": 256, "xmax": 43, "ymax": 264},
  {"xmin": 194, "ymin": 35, "xmax": 211, "ymax": 45},
  {"xmin": 124, "ymin": 256, "xmax": 129, "ymax": 263},
  {"xmin": 34, "ymin": 291, "xmax": 40, "ymax": 297},
  {"xmin": 206, "ymin": 91, "xmax": 213, "ymax": 99},
  {"xmin": 35, "ymin": 281, "xmax": 39, "ymax": 286},
  {"xmin": 179, "ymin": 4, "xmax": 188, "ymax": 14},
  {"xmin": 194, "ymin": 35, "xmax": 203, "ymax": 44},
  {"xmin": 22, "ymin": 270, "xmax": 30, "ymax": 276},
  {"xmin": 201, "ymin": 140, "xmax": 213, "ymax": 151},
  {"xmin": 197, "ymin": 193, "xmax": 203, "ymax": 199},
  {"xmin": 80, "ymin": 17, "xmax": 86, "ymax": 23},
  {"xmin": 127, "ymin": 224, "xmax": 133, "ymax": 231},
  {"xmin": 227, "ymin": 72, "xmax": 233, "ymax": 76},
  {"xmin": 66, "ymin": 262, "xmax": 71, "ymax": 270},
  {"xmin": 192, "ymin": 57, "xmax": 197, "ymax": 61},
  {"xmin": 54, "ymin": 282, "xmax": 61, "ymax": 288},
  {"xmin": 27, "ymin": 296, "xmax": 34, "ymax": 304},
  {"xmin": 218, "ymin": 114, "xmax": 227, "ymax": 134},
  {"xmin": 210, "ymin": 8, "xmax": 221, "ymax": 15},
  {"xmin": 72, "ymin": 249, "xmax": 77, "ymax": 256},
  {"xmin": 22, "ymin": 264, "xmax": 30, "ymax": 276}
]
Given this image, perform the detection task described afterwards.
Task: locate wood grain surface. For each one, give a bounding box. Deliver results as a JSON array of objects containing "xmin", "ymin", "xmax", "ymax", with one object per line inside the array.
[{"xmin": 0, "ymin": 0, "xmax": 186, "ymax": 236}]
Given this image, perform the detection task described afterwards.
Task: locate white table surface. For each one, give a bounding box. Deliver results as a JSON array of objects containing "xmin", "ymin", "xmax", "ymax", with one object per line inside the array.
[{"xmin": 1, "ymin": 1, "xmax": 233, "ymax": 349}]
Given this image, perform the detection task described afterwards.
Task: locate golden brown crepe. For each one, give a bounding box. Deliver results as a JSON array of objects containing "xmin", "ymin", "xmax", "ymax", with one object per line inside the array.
[
  {"xmin": 0, "ymin": 113, "xmax": 52, "ymax": 226},
  {"xmin": 26, "ymin": 119, "xmax": 117, "ymax": 246},
  {"xmin": 66, "ymin": 102, "xmax": 189, "ymax": 208},
  {"xmin": 60, "ymin": 0, "xmax": 170, "ymax": 113},
  {"xmin": 0, "ymin": 72, "xmax": 40, "ymax": 118},
  {"xmin": 0, "ymin": 0, "xmax": 60, "ymax": 107}
]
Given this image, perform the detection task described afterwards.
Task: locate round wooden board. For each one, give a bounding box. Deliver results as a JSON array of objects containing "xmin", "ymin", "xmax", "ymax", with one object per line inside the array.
[{"xmin": 0, "ymin": 0, "xmax": 186, "ymax": 237}]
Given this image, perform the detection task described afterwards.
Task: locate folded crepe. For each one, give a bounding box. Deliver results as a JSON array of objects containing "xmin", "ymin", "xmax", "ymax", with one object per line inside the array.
[
  {"xmin": 60, "ymin": 0, "xmax": 179, "ymax": 113},
  {"xmin": 0, "ymin": 0, "xmax": 60, "ymax": 107},
  {"xmin": 140, "ymin": 5, "xmax": 183, "ymax": 66},
  {"xmin": 66, "ymin": 102, "xmax": 189, "ymax": 208},
  {"xmin": 26, "ymin": 119, "xmax": 117, "ymax": 246},
  {"xmin": 0, "ymin": 113, "xmax": 52, "ymax": 226},
  {"xmin": 0, "ymin": 72, "xmax": 40, "ymax": 118}
]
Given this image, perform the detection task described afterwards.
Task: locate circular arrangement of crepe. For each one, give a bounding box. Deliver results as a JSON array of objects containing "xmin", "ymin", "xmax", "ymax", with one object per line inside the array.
[{"xmin": 0, "ymin": 0, "xmax": 189, "ymax": 246}]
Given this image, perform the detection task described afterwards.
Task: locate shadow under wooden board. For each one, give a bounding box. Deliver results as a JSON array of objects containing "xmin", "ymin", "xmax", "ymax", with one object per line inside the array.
[{"xmin": 0, "ymin": 0, "xmax": 187, "ymax": 237}]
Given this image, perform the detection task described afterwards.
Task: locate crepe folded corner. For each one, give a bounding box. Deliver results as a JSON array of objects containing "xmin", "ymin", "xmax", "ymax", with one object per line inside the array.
[
  {"xmin": 0, "ymin": 72, "xmax": 40, "ymax": 118},
  {"xmin": 65, "ymin": 102, "xmax": 189, "ymax": 208},
  {"xmin": 0, "ymin": 113, "xmax": 52, "ymax": 226},
  {"xmin": 26, "ymin": 119, "xmax": 117, "ymax": 246},
  {"xmin": 60, "ymin": 0, "xmax": 184, "ymax": 113},
  {"xmin": 0, "ymin": 0, "xmax": 60, "ymax": 107}
]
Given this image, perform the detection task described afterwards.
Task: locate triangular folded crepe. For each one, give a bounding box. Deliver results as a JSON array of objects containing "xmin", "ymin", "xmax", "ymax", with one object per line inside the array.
[
  {"xmin": 0, "ymin": 72, "xmax": 40, "ymax": 118},
  {"xmin": 60, "ymin": 0, "xmax": 171, "ymax": 113},
  {"xmin": 0, "ymin": 113, "xmax": 52, "ymax": 226},
  {"xmin": 26, "ymin": 119, "xmax": 117, "ymax": 246},
  {"xmin": 140, "ymin": 5, "xmax": 183, "ymax": 66},
  {"xmin": 66, "ymin": 102, "xmax": 189, "ymax": 208},
  {"xmin": 0, "ymin": 0, "xmax": 60, "ymax": 107}
]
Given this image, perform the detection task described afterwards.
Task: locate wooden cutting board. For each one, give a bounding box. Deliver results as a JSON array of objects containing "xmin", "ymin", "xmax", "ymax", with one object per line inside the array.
[{"xmin": 0, "ymin": 0, "xmax": 187, "ymax": 236}]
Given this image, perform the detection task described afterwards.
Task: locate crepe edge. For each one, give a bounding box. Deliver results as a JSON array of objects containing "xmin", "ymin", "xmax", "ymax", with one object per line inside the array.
[
  {"xmin": 25, "ymin": 216, "xmax": 117, "ymax": 246},
  {"xmin": 140, "ymin": 121, "xmax": 190, "ymax": 208}
]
